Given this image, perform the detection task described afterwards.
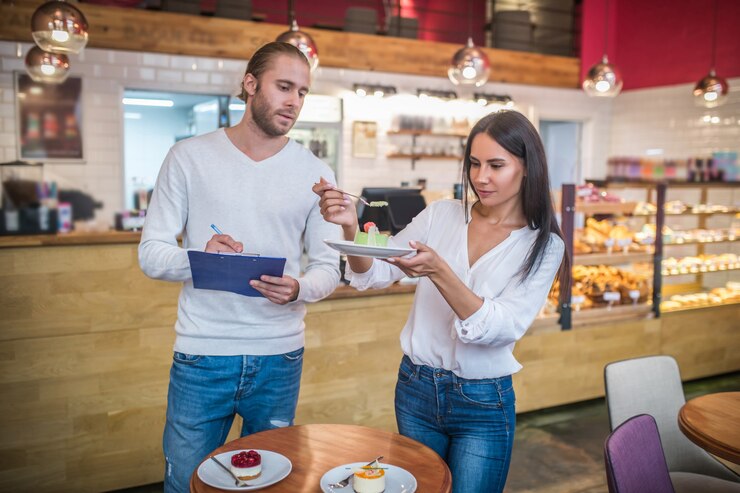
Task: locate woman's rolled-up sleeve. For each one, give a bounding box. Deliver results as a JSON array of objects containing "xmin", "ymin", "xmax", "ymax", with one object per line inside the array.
[{"xmin": 454, "ymin": 235, "xmax": 564, "ymax": 346}]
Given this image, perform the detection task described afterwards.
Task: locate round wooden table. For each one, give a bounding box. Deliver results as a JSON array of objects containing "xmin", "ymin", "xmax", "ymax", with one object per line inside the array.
[
  {"xmin": 678, "ymin": 391, "xmax": 740, "ymax": 465},
  {"xmin": 190, "ymin": 423, "xmax": 452, "ymax": 492}
]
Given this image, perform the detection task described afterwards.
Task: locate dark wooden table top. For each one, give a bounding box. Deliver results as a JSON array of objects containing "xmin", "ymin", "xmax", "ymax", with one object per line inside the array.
[
  {"xmin": 190, "ymin": 423, "xmax": 451, "ymax": 492},
  {"xmin": 678, "ymin": 391, "xmax": 740, "ymax": 465}
]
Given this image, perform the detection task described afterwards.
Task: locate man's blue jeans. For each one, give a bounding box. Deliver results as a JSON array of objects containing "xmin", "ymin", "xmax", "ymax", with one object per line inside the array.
[
  {"xmin": 395, "ymin": 355, "xmax": 516, "ymax": 493},
  {"xmin": 162, "ymin": 348, "xmax": 304, "ymax": 493}
]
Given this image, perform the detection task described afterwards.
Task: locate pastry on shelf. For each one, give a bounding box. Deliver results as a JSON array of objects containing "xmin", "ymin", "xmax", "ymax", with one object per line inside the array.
[
  {"xmin": 664, "ymin": 200, "xmax": 687, "ymax": 214},
  {"xmin": 691, "ymin": 203, "xmax": 730, "ymax": 214},
  {"xmin": 573, "ymin": 237, "xmax": 594, "ymax": 254},
  {"xmin": 633, "ymin": 201, "xmax": 657, "ymax": 215}
]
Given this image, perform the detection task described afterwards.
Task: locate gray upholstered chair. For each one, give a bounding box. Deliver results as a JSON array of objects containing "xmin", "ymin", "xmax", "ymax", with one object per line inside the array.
[{"xmin": 604, "ymin": 355, "xmax": 740, "ymax": 492}]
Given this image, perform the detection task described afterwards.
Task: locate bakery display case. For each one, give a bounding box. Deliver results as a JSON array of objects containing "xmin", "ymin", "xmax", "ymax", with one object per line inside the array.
[
  {"xmin": 550, "ymin": 183, "xmax": 662, "ymax": 329},
  {"xmin": 583, "ymin": 180, "xmax": 739, "ymax": 317}
]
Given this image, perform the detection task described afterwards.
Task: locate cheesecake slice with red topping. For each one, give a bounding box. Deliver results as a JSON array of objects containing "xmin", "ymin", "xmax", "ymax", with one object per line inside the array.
[{"xmin": 230, "ymin": 450, "xmax": 262, "ymax": 480}]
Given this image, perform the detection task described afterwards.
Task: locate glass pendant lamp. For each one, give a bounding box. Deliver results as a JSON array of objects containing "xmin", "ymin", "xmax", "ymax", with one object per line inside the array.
[
  {"xmin": 582, "ymin": 0, "xmax": 622, "ymax": 97},
  {"xmin": 693, "ymin": 0, "xmax": 729, "ymax": 108},
  {"xmin": 448, "ymin": 37, "xmax": 491, "ymax": 87},
  {"xmin": 448, "ymin": 0, "xmax": 490, "ymax": 86},
  {"xmin": 25, "ymin": 46, "xmax": 71, "ymax": 84},
  {"xmin": 31, "ymin": 0, "xmax": 89, "ymax": 54},
  {"xmin": 275, "ymin": 0, "xmax": 319, "ymax": 71}
]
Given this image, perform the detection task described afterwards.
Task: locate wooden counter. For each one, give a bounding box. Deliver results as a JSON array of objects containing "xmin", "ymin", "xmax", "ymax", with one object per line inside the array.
[
  {"xmin": 0, "ymin": 240, "xmax": 738, "ymax": 492},
  {"xmin": 0, "ymin": 230, "xmax": 142, "ymax": 248}
]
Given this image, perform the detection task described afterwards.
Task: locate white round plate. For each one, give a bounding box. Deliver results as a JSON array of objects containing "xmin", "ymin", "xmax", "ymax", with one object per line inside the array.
[
  {"xmin": 324, "ymin": 239, "xmax": 416, "ymax": 259},
  {"xmin": 197, "ymin": 449, "xmax": 291, "ymax": 491},
  {"xmin": 320, "ymin": 462, "xmax": 417, "ymax": 492}
]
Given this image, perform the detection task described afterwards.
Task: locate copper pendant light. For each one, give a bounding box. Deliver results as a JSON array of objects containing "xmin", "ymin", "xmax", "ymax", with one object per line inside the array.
[
  {"xmin": 583, "ymin": 0, "xmax": 623, "ymax": 97},
  {"xmin": 448, "ymin": 1, "xmax": 490, "ymax": 87},
  {"xmin": 275, "ymin": 1, "xmax": 319, "ymax": 72},
  {"xmin": 582, "ymin": 54, "xmax": 623, "ymax": 97},
  {"xmin": 693, "ymin": 0, "xmax": 729, "ymax": 108},
  {"xmin": 448, "ymin": 37, "xmax": 491, "ymax": 87},
  {"xmin": 31, "ymin": 0, "xmax": 89, "ymax": 54},
  {"xmin": 25, "ymin": 46, "xmax": 71, "ymax": 84}
]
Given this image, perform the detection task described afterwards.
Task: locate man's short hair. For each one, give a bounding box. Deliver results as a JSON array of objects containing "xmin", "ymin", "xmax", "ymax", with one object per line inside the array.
[{"xmin": 237, "ymin": 42, "xmax": 310, "ymax": 102}]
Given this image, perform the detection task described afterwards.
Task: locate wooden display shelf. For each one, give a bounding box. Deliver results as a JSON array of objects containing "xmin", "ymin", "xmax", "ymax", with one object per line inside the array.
[
  {"xmin": 662, "ymin": 265, "xmax": 740, "ymax": 277},
  {"xmin": 574, "ymin": 251, "xmax": 654, "ymax": 265},
  {"xmin": 661, "ymin": 299, "xmax": 740, "ymax": 314},
  {"xmin": 575, "ymin": 201, "xmax": 638, "ymax": 215},
  {"xmin": 570, "ymin": 303, "xmax": 653, "ymax": 326},
  {"xmin": 387, "ymin": 153, "xmax": 462, "ymax": 160},
  {"xmin": 594, "ymin": 180, "xmax": 740, "ymax": 189},
  {"xmin": 387, "ymin": 130, "xmax": 468, "ymax": 138},
  {"xmin": 666, "ymin": 237, "xmax": 738, "ymax": 246},
  {"xmin": 635, "ymin": 209, "xmax": 739, "ymax": 217}
]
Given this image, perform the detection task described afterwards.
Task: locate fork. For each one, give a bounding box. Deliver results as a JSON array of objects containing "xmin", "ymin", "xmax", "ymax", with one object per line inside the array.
[
  {"xmin": 328, "ymin": 456, "xmax": 384, "ymax": 489},
  {"xmin": 210, "ymin": 456, "xmax": 251, "ymax": 488},
  {"xmin": 331, "ymin": 187, "xmax": 372, "ymax": 207}
]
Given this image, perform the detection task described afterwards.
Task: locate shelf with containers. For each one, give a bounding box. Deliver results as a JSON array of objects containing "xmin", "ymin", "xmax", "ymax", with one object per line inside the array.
[
  {"xmin": 386, "ymin": 130, "xmax": 467, "ymax": 170},
  {"xmin": 586, "ymin": 180, "xmax": 740, "ymax": 315}
]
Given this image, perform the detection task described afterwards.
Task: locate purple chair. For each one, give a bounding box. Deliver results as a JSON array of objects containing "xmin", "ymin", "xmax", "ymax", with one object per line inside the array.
[{"xmin": 604, "ymin": 414, "xmax": 675, "ymax": 493}]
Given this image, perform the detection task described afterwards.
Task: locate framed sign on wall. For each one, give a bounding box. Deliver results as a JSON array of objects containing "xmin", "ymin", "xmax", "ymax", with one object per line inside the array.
[
  {"xmin": 15, "ymin": 73, "xmax": 84, "ymax": 162},
  {"xmin": 352, "ymin": 120, "xmax": 377, "ymax": 158}
]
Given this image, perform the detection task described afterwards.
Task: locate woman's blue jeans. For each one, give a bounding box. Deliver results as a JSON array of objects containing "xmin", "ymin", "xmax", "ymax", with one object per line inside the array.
[
  {"xmin": 395, "ymin": 355, "xmax": 516, "ymax": 493},
  {"xmin": 162, "ymin": 348, "xmax": 304, "ymax": 493}
]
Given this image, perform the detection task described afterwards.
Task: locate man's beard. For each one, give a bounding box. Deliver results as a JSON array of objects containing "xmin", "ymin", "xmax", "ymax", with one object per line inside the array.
[{"xmin": 250, "ymin": 90, "xmax": 295, "ymax": 137}]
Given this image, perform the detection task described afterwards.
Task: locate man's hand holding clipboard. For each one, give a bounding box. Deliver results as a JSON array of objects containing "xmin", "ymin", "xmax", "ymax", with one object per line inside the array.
[{"xmin": 193, "ymin": 224, "xmax": 299, "ymax": 304}]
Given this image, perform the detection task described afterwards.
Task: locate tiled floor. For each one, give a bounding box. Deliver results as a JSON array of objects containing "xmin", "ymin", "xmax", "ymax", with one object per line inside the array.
[{"xmin": 110, "ymin": 372, "xmax": 739, "ymax": 493}]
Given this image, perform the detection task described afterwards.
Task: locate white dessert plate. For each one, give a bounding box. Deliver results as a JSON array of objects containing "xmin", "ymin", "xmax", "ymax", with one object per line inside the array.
[
  {"xmin": 320, "ymin": 462, "xmax": 417, "ymax": 492},
  {"xmin": 324, "ymin": 239, "xmax": 416, "ymax": 259},
  {"xmin": 197, "ymin": 449, "xmax": 291, "ymax": 491}
]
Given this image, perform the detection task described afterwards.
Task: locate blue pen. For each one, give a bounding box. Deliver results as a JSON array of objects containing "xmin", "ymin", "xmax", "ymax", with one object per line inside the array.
[{"xmin": 209, "ymin": 224, "xmax": 260, "ymax": 256}]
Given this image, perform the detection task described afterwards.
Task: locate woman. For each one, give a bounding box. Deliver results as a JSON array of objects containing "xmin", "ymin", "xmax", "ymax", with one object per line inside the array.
[{"xmin": 313, "ymin": 110, "xmax": 568, "ymax": 492}]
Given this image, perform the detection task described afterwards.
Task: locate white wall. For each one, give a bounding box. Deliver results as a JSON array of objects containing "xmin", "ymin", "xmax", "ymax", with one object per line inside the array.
[
  {"xmin": 9, "ymin": 39, "xmax": 711, "ymax": 227},
  {"xmin": 610, "ymin": 78, "xmax": 740, "ymax": 158}
]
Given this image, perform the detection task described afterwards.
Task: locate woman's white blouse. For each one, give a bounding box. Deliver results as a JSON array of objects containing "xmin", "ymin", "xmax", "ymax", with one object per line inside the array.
[{"xmin": 346, "ymin": 199, "xmax": 564, "ymax": 379}]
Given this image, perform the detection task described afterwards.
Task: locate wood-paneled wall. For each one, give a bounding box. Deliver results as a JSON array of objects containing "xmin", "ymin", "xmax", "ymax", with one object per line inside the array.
[
  {"xmin": 0, "ymin": 0, "xmax": 580, "ymax": 88},
  {"xmin": 0, "ymin": 242, "xmax": 737, "ymax": 491}
]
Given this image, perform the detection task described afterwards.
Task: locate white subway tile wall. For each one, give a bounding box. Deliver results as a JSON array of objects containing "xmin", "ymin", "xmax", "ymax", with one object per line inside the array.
[
  {"xmin": 2, "ymin": 40, "xmax": 735, "ymax": 228},
  {"xmin": 611, "ymin": 79, "xmax": 740, "ymax": 157}
]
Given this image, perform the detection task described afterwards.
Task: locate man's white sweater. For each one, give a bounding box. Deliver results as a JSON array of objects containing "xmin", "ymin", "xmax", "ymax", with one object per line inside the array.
[{"xmin": 139, "ymin": 128, "xmax": 341, "ymax": 356}]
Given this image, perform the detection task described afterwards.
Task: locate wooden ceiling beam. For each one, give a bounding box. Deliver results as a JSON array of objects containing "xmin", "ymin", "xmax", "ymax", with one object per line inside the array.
[{"xmin": 0, "ymin": 0, "xmax": 580, "ymax": 88}]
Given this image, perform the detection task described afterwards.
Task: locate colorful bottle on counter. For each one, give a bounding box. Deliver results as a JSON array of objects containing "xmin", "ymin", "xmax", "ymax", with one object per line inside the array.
[{"xmin": 43, "ymin": 111, "xmax": 59, "ymax": 139}]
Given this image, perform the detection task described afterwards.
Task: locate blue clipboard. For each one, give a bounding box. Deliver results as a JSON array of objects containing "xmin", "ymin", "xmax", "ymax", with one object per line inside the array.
[{"xmin": 187, "ymin": 250, "xmax": 287, "ymax": 297}]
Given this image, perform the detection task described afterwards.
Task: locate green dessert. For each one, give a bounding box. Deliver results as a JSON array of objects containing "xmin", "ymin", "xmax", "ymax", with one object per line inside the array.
[{"xmin": 354, "ymin": 222, "xmax": 389, "ymax": 247}]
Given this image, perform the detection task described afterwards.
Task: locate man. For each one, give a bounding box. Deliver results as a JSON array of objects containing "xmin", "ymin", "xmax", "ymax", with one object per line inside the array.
[{"xmin": 139, "ymin": 42, "xmax": 341, "ymax": 492}]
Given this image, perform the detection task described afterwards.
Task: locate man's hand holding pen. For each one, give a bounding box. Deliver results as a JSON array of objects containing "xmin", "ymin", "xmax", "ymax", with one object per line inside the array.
[
  {"xmin": 206, "ymin": 224, "xmax": 299, "ymax": 304},
  {"xmin": 206, "ymin": 223, "xmax": 244, "ymax": 254}
]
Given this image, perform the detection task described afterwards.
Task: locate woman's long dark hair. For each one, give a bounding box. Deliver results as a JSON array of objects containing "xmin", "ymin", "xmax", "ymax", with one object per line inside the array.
[{"xmin": 462, "ymin": 110, "xmax": 570, "ymax": 286}]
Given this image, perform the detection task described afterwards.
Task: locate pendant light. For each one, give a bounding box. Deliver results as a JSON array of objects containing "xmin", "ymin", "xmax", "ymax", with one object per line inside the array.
[
  {"xmin": 31, "ymin": 0, "xmax": 89, "ymax": 54},
  {"xmin": 25, "ymin": 46, "xmax": 71, "ymax": 84},
  {"xmin": 582, "ymin": 0, "xmax": 622, "ymax": 97},
  {"xmin": 448, "ymin": 0, "xmax": 490, "ymax": 87},
  {"xmin": 275, "ymin": 0, "xmax": 319, "ymax": 72},
  {"xmin": 693, "ymin": 0, "xmax": 729, "ymax": 108}
]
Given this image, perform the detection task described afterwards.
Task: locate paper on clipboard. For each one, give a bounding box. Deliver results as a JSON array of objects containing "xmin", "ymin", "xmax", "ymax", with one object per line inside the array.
[{"xmin": 187, "ymin": 250, "xmax": 287, "ymax": 297}]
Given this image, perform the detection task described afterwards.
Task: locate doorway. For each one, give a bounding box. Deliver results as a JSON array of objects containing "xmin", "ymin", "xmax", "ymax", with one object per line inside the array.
[{"xmin": 539, "ymin": 120, "xmax": 582, "ymax": 191}]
